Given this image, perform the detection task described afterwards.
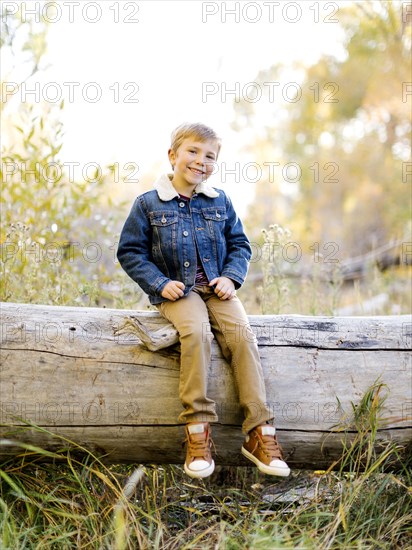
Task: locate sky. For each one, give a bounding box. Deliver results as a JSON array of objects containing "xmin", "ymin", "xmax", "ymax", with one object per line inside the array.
[{"xmin": 5, "ymin": 0, "xmax": 349, "ymax": 213}]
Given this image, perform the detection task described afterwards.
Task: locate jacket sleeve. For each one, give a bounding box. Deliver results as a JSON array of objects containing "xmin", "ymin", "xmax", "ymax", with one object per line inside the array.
[
  {"xmin": 117, "ymin": 196, "xmax": 170, "ymax": 297},
  {"xmin": 220, "ymin": 193, "xmax": 252, "ymax": 288}
]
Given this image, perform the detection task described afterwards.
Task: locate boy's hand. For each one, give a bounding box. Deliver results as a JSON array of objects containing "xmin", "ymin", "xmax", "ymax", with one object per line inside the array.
[
  {"xmin": 209, "ymin": 277, "xmax": 236, "ymax": 300},
  {"xmin": 161, "ymin": 280, "xmax": 185, "ymax": 301}
]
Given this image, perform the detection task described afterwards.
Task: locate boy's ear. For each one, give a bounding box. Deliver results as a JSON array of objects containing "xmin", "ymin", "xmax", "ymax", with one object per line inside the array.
[{"xmin": 168, "ymin": 148, "xmax": 176, "ymax": 168}]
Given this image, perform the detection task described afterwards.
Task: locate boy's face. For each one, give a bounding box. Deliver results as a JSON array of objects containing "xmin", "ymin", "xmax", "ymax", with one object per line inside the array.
[{"xmin": 168, "ymin": 137, "xmax": 218, "ymax": 188}]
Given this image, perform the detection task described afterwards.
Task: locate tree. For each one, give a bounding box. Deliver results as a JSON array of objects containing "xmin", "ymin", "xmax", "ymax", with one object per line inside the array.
[{"xmin": 234, "ymin": 1, "xmax": 411, "ymax": 259}]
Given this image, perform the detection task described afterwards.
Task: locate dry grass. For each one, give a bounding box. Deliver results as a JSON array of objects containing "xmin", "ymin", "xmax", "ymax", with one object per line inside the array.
[{"xmin": 1, "ymin": 385, "xmax": 411, "ymax": 549}]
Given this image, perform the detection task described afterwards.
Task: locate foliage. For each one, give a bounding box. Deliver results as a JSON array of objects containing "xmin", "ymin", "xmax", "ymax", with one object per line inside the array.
[
  {"xmin": 0, "ymin": 384, "xmax": 410, "ymax": 549},
  {"xmin": 237, "ymin": 1, "xmax": 411, "ymax": 259},
  {"xmin": 235, "ymin": 2, "xmax": 411, "ymax": 315},
  {"xmin": 0, "ymin": 8, "xmax": 135, "ymax": 307}
]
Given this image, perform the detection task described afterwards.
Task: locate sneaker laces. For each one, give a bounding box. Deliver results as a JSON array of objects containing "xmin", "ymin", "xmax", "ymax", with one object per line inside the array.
[
  {"xmin": 260, "ymin": 434, "xmax": 284, "ymax": 460},
  {"xmin": 184, "ymin": 430, "xmax": 215, "ymax": 460}
]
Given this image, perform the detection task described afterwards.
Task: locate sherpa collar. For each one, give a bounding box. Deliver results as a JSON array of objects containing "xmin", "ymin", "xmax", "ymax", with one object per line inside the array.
[{"xmin": 153, "ymin": 173, "xmax": 219, "ymax": 201}]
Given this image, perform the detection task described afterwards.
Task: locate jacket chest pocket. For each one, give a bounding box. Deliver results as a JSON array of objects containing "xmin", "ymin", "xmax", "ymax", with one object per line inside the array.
[
  {"xmin": 149, "ymin": 211, "xmax": 178, "ymax": 227},
  {"xmin": 149, "ymin": 211, "xmax": 179, "ymax": 252},
  {"xmin": 201, "ymin": 207, "xmax": 228, "ymax": 223},
  {"xmin": 201, "ymin": 207, "xmax": 227, "ymax": 241}
]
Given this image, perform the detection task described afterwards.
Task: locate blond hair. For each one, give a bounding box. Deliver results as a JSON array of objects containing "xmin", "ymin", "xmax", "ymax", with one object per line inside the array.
[{"xmin": 170, "ymin": 122, "xmax": 221, "ymax": 156}]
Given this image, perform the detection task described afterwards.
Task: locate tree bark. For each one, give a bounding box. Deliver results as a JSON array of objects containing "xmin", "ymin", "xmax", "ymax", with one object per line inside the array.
[{"xmin": 1, "ymin": 302, "xmax": 411, "ymax": 469}]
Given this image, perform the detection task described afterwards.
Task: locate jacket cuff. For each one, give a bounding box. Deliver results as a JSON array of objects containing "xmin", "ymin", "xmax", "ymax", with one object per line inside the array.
[
  {"xmin": 221, "ymin": 269, "xmax": 245, "ymax": 289},
  {"xmin": 150, "ymin": 276, "xmax": 170, "ymax": 296}
]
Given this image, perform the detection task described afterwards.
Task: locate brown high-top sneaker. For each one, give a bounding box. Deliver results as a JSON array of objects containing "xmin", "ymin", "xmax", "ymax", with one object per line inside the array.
[
  {"xmin": 184, "ymin": 422, "xmax": 215, "ymax": 479},
  {"xmin": 242, "ymin": 424, "xmax": 290, "ymax": 476}
]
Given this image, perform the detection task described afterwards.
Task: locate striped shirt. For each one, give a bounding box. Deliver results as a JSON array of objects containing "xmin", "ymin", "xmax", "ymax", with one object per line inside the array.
[{"xmin": 179, "ymin": 194, "xmax": 209, "ymax": 286}]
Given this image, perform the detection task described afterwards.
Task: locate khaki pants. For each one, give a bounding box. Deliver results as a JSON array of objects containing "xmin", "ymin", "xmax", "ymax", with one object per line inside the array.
[{"xmin": 157, "ymin": 285, "xmax": 273, "ymax": 434}]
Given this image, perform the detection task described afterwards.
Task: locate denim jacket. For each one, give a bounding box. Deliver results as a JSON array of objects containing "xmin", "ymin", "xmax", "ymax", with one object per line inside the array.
[{"xmin": 117, "ymin": 173, "xmax": 252, "ymax": 304}]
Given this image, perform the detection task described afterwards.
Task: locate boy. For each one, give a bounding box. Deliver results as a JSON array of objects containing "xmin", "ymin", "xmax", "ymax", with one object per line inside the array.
[{"xmin": 117, "ymin": 122, "xmax": 290, "ymax": 479}]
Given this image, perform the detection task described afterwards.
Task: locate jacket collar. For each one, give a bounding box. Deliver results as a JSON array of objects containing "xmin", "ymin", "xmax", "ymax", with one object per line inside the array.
[{"xmin": 153, "ymin": 173, "xmax": 219, "ymax": 201}]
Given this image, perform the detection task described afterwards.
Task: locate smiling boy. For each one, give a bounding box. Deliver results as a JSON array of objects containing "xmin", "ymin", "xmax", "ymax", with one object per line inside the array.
[{"xmin": 117, "ymin": 122, "xmax": 290, "ymax": 479}]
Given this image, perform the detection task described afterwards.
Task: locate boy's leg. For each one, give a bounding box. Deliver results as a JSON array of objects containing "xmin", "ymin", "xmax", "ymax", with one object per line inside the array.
[
  {"xmin": 157, "ymin": 290, "xmax": 218, "ymax": 426},
  {"xmin": 202, "ymin": 288, "xmax": 273, "ymax": 434},
  {"xmin": 202, "ymin": 288, "xmax": 290, "ymax": 476}
]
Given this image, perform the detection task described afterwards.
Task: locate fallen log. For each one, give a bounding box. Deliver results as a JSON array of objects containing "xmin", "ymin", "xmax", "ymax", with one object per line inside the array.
[
  {"xmin": 1, "ymin": 302, "xmax": 411, "ymax": 469},
  {"xmin": 247, "ymin": 238, "xmax": 410, "ymax": 284}
]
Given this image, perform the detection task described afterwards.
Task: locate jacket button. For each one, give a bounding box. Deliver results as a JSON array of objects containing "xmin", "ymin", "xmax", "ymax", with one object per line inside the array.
[
  {"xmin": 216, "ymin": 212, "xmax": 221, "ymax": 218},
  {"xmin": 179, "ymin": 202, "xmax": 185, "ymax": 208},
  {"xmin": 183, "ymin": 230, "xmax": 189, "ymax": 236},
  {"xmin": 184, "ymin": 261, "xmax": 190, "ymax": 267}
]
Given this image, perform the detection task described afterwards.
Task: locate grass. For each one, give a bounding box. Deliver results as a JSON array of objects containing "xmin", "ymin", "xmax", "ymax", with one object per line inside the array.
[
  {"xmin": 1, "ymin": 221, "xmax": 411, "ymax": 547},
  {"xmin": 1, "ymin": 385, "xmax": 411, "ymax": 549},
  {"xmin": 240, "ymin": 224, "xmax": 412, "ymax": 317}
]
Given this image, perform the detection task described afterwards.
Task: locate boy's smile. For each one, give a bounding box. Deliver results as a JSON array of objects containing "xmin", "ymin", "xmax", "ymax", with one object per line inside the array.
[
  {"xmin": 188, "ymin": 167, "xmax": 205, "ymax": 176},
  {"xmin": 168, "ymin": 138, "xmax": 219, "ymax": 195}
]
